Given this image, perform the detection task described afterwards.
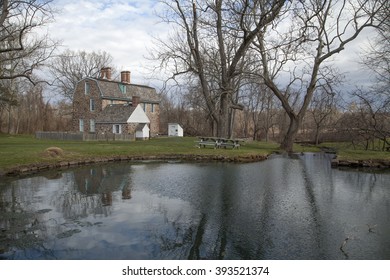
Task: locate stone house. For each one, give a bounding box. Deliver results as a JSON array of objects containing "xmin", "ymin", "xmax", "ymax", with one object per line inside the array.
[{"xmin": 72, "ymin": 67, "xmax": 160, "ymax": 138}]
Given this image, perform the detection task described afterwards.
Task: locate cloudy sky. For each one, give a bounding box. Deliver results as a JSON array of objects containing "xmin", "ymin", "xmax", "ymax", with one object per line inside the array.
[
  {"xmin": 47, "ymin": 0, "xmax": 374, "ymax": 93},
  {"xmin": 48, "ymin": 0, "xmax": 166, "ymax": 87}
]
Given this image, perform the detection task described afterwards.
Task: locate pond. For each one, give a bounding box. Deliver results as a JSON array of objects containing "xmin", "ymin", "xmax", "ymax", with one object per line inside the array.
[{"xmin": 0, "ymin": 153, "xmax": 389, "ymax": 260}]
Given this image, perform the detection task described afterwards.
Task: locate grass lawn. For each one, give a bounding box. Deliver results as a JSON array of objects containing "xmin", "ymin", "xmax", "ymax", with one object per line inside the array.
[
  {"xmin": 0, "ymin": 134, "xmax": 279, "ymax": 171},
  {"xmin": 1, "ymin": 134, "xmax": 389, "ymax": 173},
  {"xmin": 319, "ymin": 142, "xmax": 390, "ymax": 161}
]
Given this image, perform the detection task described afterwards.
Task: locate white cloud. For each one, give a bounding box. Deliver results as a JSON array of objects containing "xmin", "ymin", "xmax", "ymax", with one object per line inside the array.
[
  {"xmin": 49, "ymin": 0, "xmax": 167, "ymax": 86},
  {"xmin": 47, "ymin": 0, "xmax": 377, "ymax": 92}
]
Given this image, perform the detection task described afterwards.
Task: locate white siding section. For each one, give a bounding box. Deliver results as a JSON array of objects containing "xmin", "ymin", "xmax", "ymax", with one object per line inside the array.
[
  {"xmin": 136, "ymin": 124, "xmax": 150, "ymax": 139},
  {"xmin": 127, "ymin": 104, "xmax": 150, "ymax": 123}
]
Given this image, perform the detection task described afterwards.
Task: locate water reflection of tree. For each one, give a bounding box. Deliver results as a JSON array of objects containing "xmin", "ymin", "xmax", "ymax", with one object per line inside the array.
[
  {"xmin": 0, "ymin": 164, "xmax": 134, "ymax": 259},
  {"xmin": 0, "ymin": 179, "xmax": 57, "ymax": 259},
  {"xmin": 147, "ymin": 165, "xmax": 260, "ymax": 260}
]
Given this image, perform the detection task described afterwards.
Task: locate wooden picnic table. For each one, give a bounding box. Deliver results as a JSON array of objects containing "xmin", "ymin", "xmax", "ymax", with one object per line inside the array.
[{"xmin": 196, "ymin": 136, "xmax": 243, "ymax": 149}]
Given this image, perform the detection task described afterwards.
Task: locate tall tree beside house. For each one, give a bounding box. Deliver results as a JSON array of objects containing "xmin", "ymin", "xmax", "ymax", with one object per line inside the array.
[
  {"xmin": 1, "ymin": 0, "xmax": 58, "ymax": 133},
  {"xmin": 49, "ymin": 49, "xmax": 114, "ymax": 101},
  {"xmin": 153, "ymin": 0, "xmax": 286, "ymax": 138},
  {"xmin": 255, "ymin": 0, "xmax": 388, "ymax": 152}
]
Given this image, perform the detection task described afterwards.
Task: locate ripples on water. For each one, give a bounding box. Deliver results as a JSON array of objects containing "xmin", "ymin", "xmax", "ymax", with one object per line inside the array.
[{"xmin": 0, "ymin": 153, "xmax": 389, "ymax": 259}]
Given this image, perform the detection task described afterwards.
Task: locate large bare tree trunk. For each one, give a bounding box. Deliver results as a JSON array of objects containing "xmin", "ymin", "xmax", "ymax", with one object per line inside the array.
[{"xmin": 280, "ymin": 115, "xmax": 300, "ymax": 152}]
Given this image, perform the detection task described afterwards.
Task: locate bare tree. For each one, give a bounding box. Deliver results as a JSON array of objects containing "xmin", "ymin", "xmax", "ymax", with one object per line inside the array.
[
  {"xmin": 0, "ymin": 0, "xmax": 57, "ymax": 83},
  {"xmin": 255, "ymin": 0, "xmax": 388, "ymax": 152},
  {"xmin": 1, "ymin": 0, "xmax": 57, "ymax": 128},
  {"xmin": 349, "ymin": 88, "xmax": 390, "ymax": 150},
  {"xmin": 153, "ymin": 0, "xmax": 285, "ymax": 138},
  {"xmin": 309, "ymin": 88, "xmax": 339, "ymax": 145},
  {"xmin": 362, "ymin": 0, "xmax": 390, "ymax": 88},
  {"xmin": 345, "ymin": 0, "xmax": 390, "ymax": 150},
  {"xmin": 241, "ymin": 81, "xmax": 278, "ymax": 141},
  {"xmin": 49, "ymin": 49, "xmax": 113, "ymax": 101}
]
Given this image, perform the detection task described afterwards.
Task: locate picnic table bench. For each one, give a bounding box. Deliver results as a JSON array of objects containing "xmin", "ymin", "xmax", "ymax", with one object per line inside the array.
[{"xmin": 196, "ymin": 136, "xmax": 243, "ymax": 149}]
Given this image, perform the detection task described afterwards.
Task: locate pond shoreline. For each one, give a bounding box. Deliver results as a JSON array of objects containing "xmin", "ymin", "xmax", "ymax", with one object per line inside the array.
[
  {"xmin": 331, "ymin": 156, "xmax": 390, "ymax": 169},
  {"xmin": 2, "ymin": 153, "xmax": 390, "ymax": 177},
  {"xmin": 0, "ymin": 153, "xmax": 269, "ymax": 177}
]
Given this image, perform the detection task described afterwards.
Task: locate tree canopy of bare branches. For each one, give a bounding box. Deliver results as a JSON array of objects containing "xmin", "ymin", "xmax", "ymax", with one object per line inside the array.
[
  {"xmin": 49, "ymin": 49, "xmax": 113, "ymax": 101},
  {"xmin": 153, "ymin": 0, "xmax": 286, "ymax": 138},
  {"xmin": 0, "ymin": 0, "xmax": 58, "ymax": 84},
  {"xmin": 255, "ymin": 0, "xmax": 388, "ymax": 151}
]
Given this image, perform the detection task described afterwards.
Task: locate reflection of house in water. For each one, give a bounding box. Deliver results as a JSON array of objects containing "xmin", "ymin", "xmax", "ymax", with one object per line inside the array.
[
  {"xmin": 74, "ymin": 165, "xmax": 132, "ymax": 193},
  {"xmin": 122, "ymin": 186, "xmax": 132, "ymax": 200},
  {"xmin": 73, "ymin": 164, "xmax": 133, "ymax": 207}
]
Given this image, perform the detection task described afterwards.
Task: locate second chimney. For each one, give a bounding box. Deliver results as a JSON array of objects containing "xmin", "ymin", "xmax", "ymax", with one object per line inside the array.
[
  {"xmin": 132, "ymin": 96, "xmax": 140, "ymax": 107},
  {"xmin": 100, "ymin": 67, "xmax": 112, "ymax": 80},
  {"xmin": 121, "ymin": 71, "xmax": 131, "ymax": 84}
]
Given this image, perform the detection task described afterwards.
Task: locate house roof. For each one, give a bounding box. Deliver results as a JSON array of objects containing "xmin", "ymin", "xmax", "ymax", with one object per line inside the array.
[
  {"xmin": 95, "ymin": 104, "xmax": 136, "ymax": 124},
  {"xmin": 86, "ymin": 78, "xmax": 159, "ymax": 103}
]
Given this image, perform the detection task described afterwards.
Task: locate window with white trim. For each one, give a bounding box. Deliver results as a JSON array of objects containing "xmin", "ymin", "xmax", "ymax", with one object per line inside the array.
[
  {"xmin": 113, "ymin": 124, "xmax": 121, "ymax": 134},
  {"xmin": 79, "ymin": 119, "xmax": 84, "ymax": 132},
  {"xmin": 90, "ymin": 119, "xmax": 95, "ymax": 132},
  {"xmin": 119, "ymin": 84, "xmax": 126, "ymax": 94},
  {"xmin": 85, "ymin": 82, "xmax": 90, "ymax": 95},
  {"xmin": 90, "ymin": 99, "xmax": 95, "ymax": 111}
]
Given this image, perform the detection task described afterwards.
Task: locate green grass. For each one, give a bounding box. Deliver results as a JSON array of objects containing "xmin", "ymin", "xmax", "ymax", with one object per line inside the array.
[
  {"xmin": 0, "ymin": 134, "xmax": 279, "ymax": 171},
  {"xmin": 319, "ymin": 142, "xmax": 390, "ymax": 161},
  {"xmin": 1, "ymin": 134, "xmax": 388, "ymax": 172}
]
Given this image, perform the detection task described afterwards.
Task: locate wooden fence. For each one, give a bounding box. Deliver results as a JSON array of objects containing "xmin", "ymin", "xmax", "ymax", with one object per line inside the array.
[{"xmin": 35, "ymin": 131, "xmax": 135, "ymax": 141}]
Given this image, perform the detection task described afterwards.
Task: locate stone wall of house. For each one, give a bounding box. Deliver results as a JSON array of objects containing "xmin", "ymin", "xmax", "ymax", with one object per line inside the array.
[
  {"xmin": 96, "ymin": 123, "xmax": 137, "ymax": 135},
  {"xmin": 72, "ymin": 79, "xmax": 102, "ymax": 133},
  {"xmin": 143, "ymin": 103, "xmax": 160, "ymax": 136},
  {"xmin": 101, "ymin": 99, "xmax": 128, "ymax": 110}
]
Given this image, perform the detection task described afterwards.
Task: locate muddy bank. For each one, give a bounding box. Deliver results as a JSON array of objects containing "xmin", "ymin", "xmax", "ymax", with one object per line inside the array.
[
  {"xmin": 331, "ymin": 157, "xmax": 390, "ymax": 169},
  {"xmin": 2, "ymin": 152, "xmax": 389, "ymax": 177},
  {"xmin": 0, "ymin": 154, "xmax": 269, "ymax": 177}
]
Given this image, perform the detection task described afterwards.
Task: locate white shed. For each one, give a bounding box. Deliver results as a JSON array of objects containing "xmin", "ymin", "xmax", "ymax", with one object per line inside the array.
[
  {"xmin": 168, "ymin": 123, "xmax": 183, "ymax": 137},
  {"xmin": 136, "ymin": 123, "xmax": 150, "ymax": 140}
]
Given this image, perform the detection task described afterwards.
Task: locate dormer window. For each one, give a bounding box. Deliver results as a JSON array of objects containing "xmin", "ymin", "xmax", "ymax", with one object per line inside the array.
[{"xmin": 119, "ymin": 84, "xmax": 126, "ymax": 94}]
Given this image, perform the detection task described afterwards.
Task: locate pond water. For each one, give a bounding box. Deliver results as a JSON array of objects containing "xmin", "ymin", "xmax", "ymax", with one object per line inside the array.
[{"xmin": 0, "ymin": 153, "xmax": 389, "ymax": 260}]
